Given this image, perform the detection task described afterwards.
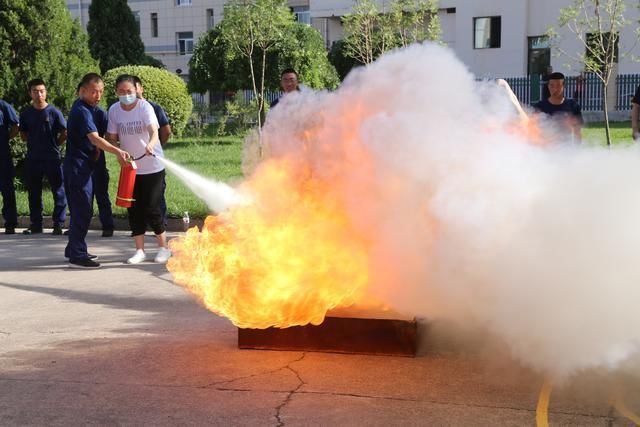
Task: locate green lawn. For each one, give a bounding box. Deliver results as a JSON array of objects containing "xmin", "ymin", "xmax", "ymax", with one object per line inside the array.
[
  {"xmin": 15, "ymin": 135, "xmax": 244, "ymax": 219},
  {"xmin": 12, "ymin": 121, "xmax": 636, "ymax": 219},
  {"xmin": 583, "ymin": 121, "xmax": 634, "ymax": 145}
]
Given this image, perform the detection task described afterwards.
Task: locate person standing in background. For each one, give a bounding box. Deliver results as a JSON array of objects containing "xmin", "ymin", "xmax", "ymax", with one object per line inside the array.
[
  {"xmin": 0, "ymin": 98, "xmax": 19, "ymax": 234},
  {"xmin": 20, "ymin": 79, "xmax": 67, "ymax": 235},
  {"xmin": 91, "ymin": 102, "xmax": 115, "ymax": 237},
  {"xmin": 534, "ymin": 72, "xmax": 583, "ymax": 141},
  {"xmin": 630, "ymin": 83, "xmax": 640, "ymax": 141}
]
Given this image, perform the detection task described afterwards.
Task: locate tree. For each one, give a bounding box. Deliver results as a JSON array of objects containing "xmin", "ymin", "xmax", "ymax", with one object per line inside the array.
[
  {"xmin": 190, "ymin": 23, "xmax": 339, "ymax": 94},
  {"xmin": 188, "ymin": 28, "xmax": 235, "ymax": 94},
  {"xmin": 278, "ymin": 24, "xmax": 339, "ymax": 90},
  {"xmin": 329, "ymin": 40, "xmax": 364, "ymax": 81},
  {"xmin": 0, "ymin": 0, "xmax": 99, "ymax": 113},
  {"xmin": 342, "ymin": 0, "xmax": 441, "ymax": 65},
  {"xmin": 103, "ymin": 65, "xmax": 193, "ymax": 137},
  {"xmin": 548, "ymin": 0, "xmax": 638, "ymax": 146},
  {"xmin": 87, "ymin": 0, "xmax": 163, "ymax": 73},
  {"xmin": 221, "ymin": 0, "xmax": 294, "ymax": 130}
]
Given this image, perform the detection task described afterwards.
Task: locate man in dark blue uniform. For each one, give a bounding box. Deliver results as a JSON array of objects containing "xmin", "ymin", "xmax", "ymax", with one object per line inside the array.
[
  {"xmin": 64, "ymin": 73, "xmax": 130, "ymax": 268},
  {"xmin": 631, "ymin": 84, "xmax": 640, "ymax": 141},
  {"xmin": 91, "ymin": 105, "xmax": 115, "ymax": 237},
  {"xmin": 20, "ymin": 79, "xmax": 68, "ymax": 235},
  {"xmin": 533, "ymin": 72, "xmax": 583, "ymax": 141},
  {"xmin": 0, "ymin": 98, "xmax": 19, "ymax": 234},
  {"xmin": 133, "ymin": 75, "xmax": 172, "ymax": 226}
]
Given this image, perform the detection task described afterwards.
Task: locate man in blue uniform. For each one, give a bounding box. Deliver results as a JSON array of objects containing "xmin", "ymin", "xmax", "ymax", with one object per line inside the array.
[
  {"xmin": 91, "ymin": 105, "xmax": 115, "ymax": 237},
  {"xmin": 533, "ymin": 72, "xmax": 583, "ymax": 141},
  {"xmin": 64, "ymin": 73, "xmax": 130, "ymax": 268},
  {"xmin": 133, "ymin": 75, "xmax": 172, "ymax": 226},
  {"xmin": 0, "ymin": 98, "xmax": 19, "ymax": 234},
  {"xmin": 631, "ymin": 84, "xmax": 640, "ymax": 141},
  {"xmin": 20, "ymin": 79, "xmax": 68, "ymax": 235}
]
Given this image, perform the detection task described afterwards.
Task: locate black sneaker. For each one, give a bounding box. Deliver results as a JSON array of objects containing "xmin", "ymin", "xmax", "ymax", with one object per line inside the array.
[
  {"xmin": 23, "ymin": 227, "xmax": 43, "ymax": 235},
  {"xmin": 64, "ymin": 252, "xmax": 97, "ymax": 260},
  {"xmin": 69, "ymin": 258, "xmax": 100, "ymax": 269},
  {"xmin": 101, "ymin": 229, "xmax": 114, "ymax": 237},
  {"xmin": 4, "ymin": 227, "xmax": 15, "ymax": 235},
  {"xmin": 52, "ymin": 226, "xmax": 63, "ymax": 235},
  {"xmin": 63, "ymin": 229, "xmax": 70, "ymax": 236}
]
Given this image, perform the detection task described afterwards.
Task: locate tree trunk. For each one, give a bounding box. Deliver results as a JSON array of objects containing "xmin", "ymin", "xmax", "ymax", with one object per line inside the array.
[{"xmin": 602, "ymin": 82, "xmax": 611, "ymax": 146}]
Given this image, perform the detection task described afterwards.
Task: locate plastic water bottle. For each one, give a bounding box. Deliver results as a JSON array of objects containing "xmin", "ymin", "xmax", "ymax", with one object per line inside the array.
[{"xmin": 182, "ymin": 211, "xmax": 190, "ymax": 231}]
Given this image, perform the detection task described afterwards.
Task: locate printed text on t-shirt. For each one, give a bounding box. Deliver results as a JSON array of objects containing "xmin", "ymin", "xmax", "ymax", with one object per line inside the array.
[{"xmin": 118, "ymin": 120, "xmax": 144, "ymax": 136}]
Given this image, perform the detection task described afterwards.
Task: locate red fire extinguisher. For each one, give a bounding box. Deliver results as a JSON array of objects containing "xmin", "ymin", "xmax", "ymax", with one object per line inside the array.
[{"xmin": 116, "ymin": 160, "xmax": 138, "ymax": 208}]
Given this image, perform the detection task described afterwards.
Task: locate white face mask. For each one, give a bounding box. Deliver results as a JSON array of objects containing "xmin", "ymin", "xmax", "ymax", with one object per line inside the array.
[{"xmin": 119, "ymin": 94, "xmax": 137, "ymax": 105}]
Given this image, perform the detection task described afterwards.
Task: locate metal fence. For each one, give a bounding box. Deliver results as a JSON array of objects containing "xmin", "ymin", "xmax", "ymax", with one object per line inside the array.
[
  {"xmin": 616, "ymin": 74, "xmax": 640, "ymax": 110},
  {"xmin": 239, "ymin": 89, "xmax": 281, "ymax": 104},
  {"xmin": 494, "ymin": 73, "xmax": 639, "ymax": 112},
  {"xmin": 192, "ymin": 75, "xmax": 640, "ymax": 114}
]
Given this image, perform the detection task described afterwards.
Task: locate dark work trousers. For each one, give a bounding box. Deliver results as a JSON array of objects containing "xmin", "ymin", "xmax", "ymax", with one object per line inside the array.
[
  {"xmin": 0, "ymin": 153, "xmax": 17, "ymax": 228},
  {"xmin": 128, "ymin": 170, "xmax": 165, "ymax": 236},
  {"xmin": 160, "ymin": 175, "xmax": 168, "ymax": 227},
  {"xmin": 25, "ymin": 157, "xmax": 67, "ymax": 228},
  {"xmin": 92, "ymin": 153, "xmax": 114, "ymax": 231},
  {"xmin": 64, "ymin": 164, "xmax": 93, "ymax": 261}
]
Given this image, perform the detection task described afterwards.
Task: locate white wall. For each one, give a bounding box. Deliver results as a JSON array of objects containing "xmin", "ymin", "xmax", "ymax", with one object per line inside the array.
[
  {"xmin": 67, "ymin": 0, "xmax": 640, "ymax": 79},
  {"xmin": 528, "ymin": 0, "xmax": 640, "ymax": 76}
]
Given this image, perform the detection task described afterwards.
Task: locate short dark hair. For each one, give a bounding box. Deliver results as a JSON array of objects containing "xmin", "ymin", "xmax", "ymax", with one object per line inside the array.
[
  {"xmin": 115, "ymin": 74, "xmax": 137, "ymax": 88},
  {"xmin": 281, "ymin": 68, "xmax": 298, "ymax": 78},
  {"xmin": 132, "ymin": 75, "xmax": 142, "ymax": 87},
  {"xmin": 28, "ymin": 79, "xmax": 46, "ymax": 91},
  {"xmin": 549, "ymin": 72, "xmax": 565, "ymax": 81},
  {"xmin": 79, "ymin": 73, "xmax": 103, "ymax": 89}
]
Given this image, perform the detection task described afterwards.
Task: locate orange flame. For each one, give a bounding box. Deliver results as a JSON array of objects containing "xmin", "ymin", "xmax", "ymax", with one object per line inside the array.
[{"xmin": 167, "ymin": 157, "xmax": 371, "ymax": 329}]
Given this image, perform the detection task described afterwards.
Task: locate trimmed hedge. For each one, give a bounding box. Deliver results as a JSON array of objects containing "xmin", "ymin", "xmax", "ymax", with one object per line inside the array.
[{"xmin": 103, "ymin": 65, "xmax": 192, "ymax": 136}]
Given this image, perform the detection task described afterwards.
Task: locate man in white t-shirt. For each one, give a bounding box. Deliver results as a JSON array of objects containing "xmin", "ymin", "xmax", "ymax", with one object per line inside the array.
[{"xmin": 106, "ymin": 74, "xmax": 171, "ymax": 264}]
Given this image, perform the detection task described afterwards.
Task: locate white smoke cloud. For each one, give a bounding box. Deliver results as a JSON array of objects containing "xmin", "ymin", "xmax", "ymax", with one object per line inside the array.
[{"xmin": 260, "ymin": 42, "xmax": 640, "ymax": 380}]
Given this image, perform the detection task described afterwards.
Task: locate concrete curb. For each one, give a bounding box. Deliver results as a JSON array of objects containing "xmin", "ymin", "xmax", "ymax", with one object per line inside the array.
[{"xmin": 15, "ymin": 216, "xmax": 206, "ymax": 232}]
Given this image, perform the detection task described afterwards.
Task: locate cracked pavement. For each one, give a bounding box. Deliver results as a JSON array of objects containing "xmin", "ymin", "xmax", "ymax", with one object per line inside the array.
[{"xmin": 1, "ymin": 230, "xmax": 639, "ymax": 426}]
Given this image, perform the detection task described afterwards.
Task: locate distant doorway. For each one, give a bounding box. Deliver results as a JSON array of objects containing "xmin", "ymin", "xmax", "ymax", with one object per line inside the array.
[{"xmin": 528, "ymin": 36, "xmax": 550, "ymax": 75}]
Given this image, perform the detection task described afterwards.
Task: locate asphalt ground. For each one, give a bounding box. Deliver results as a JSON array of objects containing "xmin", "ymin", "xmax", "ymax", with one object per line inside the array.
[{"xmin": 1, "ymin": 228, "xmax": 639, "ymax": 426}]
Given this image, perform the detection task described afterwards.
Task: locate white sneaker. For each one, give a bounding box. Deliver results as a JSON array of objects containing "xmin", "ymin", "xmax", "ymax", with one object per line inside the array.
[
  {"xmin": 154, "ymin": 247, "xmax": 172, "ymax": 263},
  {"xmin": 127, "ymin": 249, "xmax": 147, "ymax": 264}
]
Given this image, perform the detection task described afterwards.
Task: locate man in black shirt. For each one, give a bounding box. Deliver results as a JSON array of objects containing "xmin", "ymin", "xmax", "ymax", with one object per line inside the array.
[
  {"xmin": 533, "ymin": 72, "xmax": 583, "ymax": 141},
  {"xmin": 631, "ymin": 84, "xmax": 640, "ymax": 141}
]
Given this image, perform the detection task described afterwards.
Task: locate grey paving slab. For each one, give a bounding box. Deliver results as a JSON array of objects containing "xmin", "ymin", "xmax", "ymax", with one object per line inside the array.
[{"xmin": 1, "ymin": 230, "xmax": 638, "ymax": 426}]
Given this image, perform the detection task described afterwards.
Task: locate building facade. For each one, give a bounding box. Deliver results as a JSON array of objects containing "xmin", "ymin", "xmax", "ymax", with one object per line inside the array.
[{"xmin": 67, "ymin": 0, "xmax": 640, "ymax": 80}]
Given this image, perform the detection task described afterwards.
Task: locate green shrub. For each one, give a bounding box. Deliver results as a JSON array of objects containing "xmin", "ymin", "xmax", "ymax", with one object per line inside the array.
[
  {"xmin": 219, "ymin": 99, "xmax": 258, "ymax": 135},
  {"xmin": 103, "ymin": 65, "xmax": 193, "ymax": 136}
]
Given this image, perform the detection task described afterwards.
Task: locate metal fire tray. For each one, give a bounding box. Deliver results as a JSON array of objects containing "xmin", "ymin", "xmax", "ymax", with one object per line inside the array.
[{"xmin": 238, "ymin": 316, "xmax": 417, "ymax": 357}]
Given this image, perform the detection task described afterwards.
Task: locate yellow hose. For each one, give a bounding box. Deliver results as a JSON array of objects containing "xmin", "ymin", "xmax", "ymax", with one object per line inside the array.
[
  {"xmin": 536, "ymin": 377, "xmax": 553, "ymax": 427},
  {"xmin": 612, "ymin": 396, "xmax": 640, "ymax": 425}
]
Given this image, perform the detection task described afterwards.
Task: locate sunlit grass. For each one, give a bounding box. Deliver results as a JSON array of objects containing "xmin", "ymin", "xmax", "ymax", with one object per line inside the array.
[
  {"xmin": 13, "ymin": 121, "xmax": 638, "ymax": 219},
  {"xmin": 15, "ymin": 135, "xmax": 244, "ymax": 219}
]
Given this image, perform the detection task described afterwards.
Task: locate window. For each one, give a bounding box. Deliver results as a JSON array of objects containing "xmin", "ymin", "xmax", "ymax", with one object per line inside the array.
[
  {"xmin": 151, "ymin": 13, "xmax": 158, "ymax": 38},
  {"xmin": 292, "ymin": 6, "xmax": 310, "ymax": 25},
  {"xmin": 473, "ymin": 16, "xmax": 501, "ymax": 49},
  {"xmin": 133, "ymin": 11, "xmax": 140, "ymax": 34},
  {"xmin": 206, "ymin": 8, "xmax": 214, "ymax": 30},
  {"xmin": 176, "ymin": 0, "xmax": 191, "ymax": 6},
  {"xmin": 527, "ymin": 36, "xmax": 550, "ymax": 75},
  {"xmin": 177, "ymin": 32, "xmax": 194, "ymax": 55},
  {"xmin": 586, "ymin": 32, "xmax": 619, "ymax": 68}
]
